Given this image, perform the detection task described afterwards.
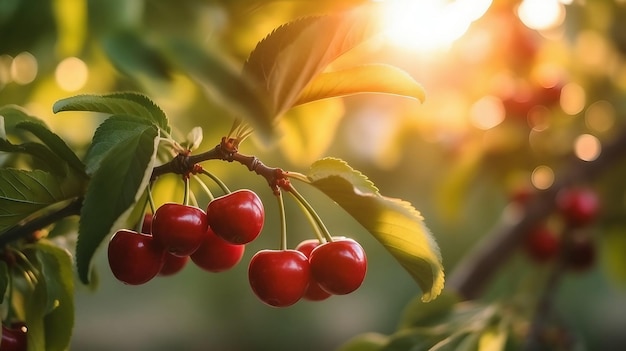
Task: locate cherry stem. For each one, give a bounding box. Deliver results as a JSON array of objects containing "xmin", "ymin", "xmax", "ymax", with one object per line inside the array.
[
  {"xmin": 286, "ymin": 184, "xmax": 333, "ymax": 243},
  {"xmin": 192, "ymin": 174, "xmax": 215, "ymax": 202},
  {"xmin": 294, "ymin": 197, "xmax": 326, "ymax": 244},
  {"xmin": 183, "ymin": 178, "xmax": 190, "ymax": 206},
  {"xmin": 276, "ymin": 190, "xmax": 288, "ymax": 250},
  {"xmin": 199, "ymin": 169, "xmax": 231, "ymax": 195},
  {"xmin": 146, "ymin": 185, "xmax": 156, "ymax": 213}
]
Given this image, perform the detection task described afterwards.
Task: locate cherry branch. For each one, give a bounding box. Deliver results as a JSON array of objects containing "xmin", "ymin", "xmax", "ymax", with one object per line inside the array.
[
  {"xmin": 151, "ymin": 137, "xmax": 288, "ymax": 194},
  {"xmin": 448, "ymin": 128, "xmax": 626, "ymax": 300}
]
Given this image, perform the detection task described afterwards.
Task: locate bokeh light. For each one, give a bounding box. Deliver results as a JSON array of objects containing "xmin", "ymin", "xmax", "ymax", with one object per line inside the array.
[
  {"xmin": 469, "ymin": 95, "xmax": 505, "ymax": 130},
  {"xmin": 517, "ymin": 0, "xmax": 565, "ymax": 30},
  {"xmin": 585, "ymin": 100, "xmax": 615, "ymax": 133},
  {"xmin": 560, "ymin": 82, "xmax": 586, "ymax": 115},
  {"xmin": 574, "ymin": 134, "xmax": 601, "ymax": 162},
  {"xmin": 10, "ymin": 52, "xmax": 38, "ymax": 85},
  {"xmin": 531, "ymin": 165, "xmax": 554, "ymax": 190},
  {"xmin": 55, "ymin": 57, "xmax": 89, "ymax": 92}
]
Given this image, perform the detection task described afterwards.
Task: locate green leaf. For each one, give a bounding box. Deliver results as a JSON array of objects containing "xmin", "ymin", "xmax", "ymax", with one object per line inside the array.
[
  {"xmin": 294, "ymin": 64, "xmax": 426, "ymax": 107},
  {"xmin": 83, "ymin": 115, "xmax": 157, "ymax": 175},
  {"xmin": 337, "ymin": 332, "xmax": 388, "ymax": 351},
  {"xmin": 0, "ymin": 169, "xmax": 83, "ymax": 234},
  {"xmin": 15, "ymin": 121, "xmax": 87, "ymax": 178},
  {"xmin": 0, "ymin": 138, "xmax": 68, "ymax": 176},
  {"xmin": 0, "ymin": 260, "xmax": 8, "ymax": 304},
  {"xmin": 53, "ymin": 92, "xmax": 170, "ymax": 134},
  {"xmin": 0, "ymin": 105, "xmax": 46, "ymax": 134},
  {"xmin": 398, "ymin": 291, "xmax": 459, "ymax": 329},
  {"xmin": 103, "ymin": 29, "xmax": 172, "ymax": 82},
  {"xmin": 76, "ymin": 121, "xmax": 158, "ymax": 283},
  {"xmin": 307, "ymin": 158, "xmax": 444, "ymax": 302},
  {"xmin": 242, "ymin": 5, "xmax": 382, "ymax": 117},
  {"xmin": 34, "ymin": 241, "xmax": 75, "ymax": 351},
  {"xmin": 601, "ymin": 226, "xmax": 626, "ymax": 287},
  {"xmin": 164, "ymin": 39, "xmax": 273, "ymax": 140}
]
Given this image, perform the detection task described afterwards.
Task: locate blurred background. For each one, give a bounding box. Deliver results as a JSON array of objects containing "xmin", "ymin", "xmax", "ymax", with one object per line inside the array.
[{"xmin": 2, "ymin": 0, "xmax": 626, "ymax": 350}]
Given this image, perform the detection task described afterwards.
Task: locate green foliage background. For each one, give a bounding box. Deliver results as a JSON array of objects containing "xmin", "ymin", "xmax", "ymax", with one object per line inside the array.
[{"xmin": 1, "ymin": 0, "xmax": 626, "ymax": 350}]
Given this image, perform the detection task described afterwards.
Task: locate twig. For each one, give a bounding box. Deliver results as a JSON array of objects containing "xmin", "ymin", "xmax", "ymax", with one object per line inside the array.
[{"xmin": 448, "ymin": 128, "xmax": 626, "ymax": 300}]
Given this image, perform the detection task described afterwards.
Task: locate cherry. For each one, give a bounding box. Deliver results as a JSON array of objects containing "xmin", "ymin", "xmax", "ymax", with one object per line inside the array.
[
  {"xmin": 523, "ymin": 225, "xmax": 561, "ymax": 262},
  {"xmin": 108, "ymin": 229, "xmax": 165, "ymax": 285},
  {"xmin": 556, "ymin": 187, "xmax": 600, "ymax": 227},
  {"xmin": 1, "ymin": 324, "xmax": 27, "ymax": 351},
  {"xmin": 295, "ymin": 239, "xmax": 331, "ymax": 301},
  {"xmin": 207, "ymin": 189, "xmax": 264, "ymax": 245},
  {"xmin": 190, "ymin": 227, "xmax": 245, "ymax": 272},
  {"xmin": 151, "ymin": 203, "xmax": 208, "ymax": 256},
  {"xmin": 159, "ymin": 253, "xmax": 189, "ymax": 276},
  {"xmin": 309, "ymin": 238, "xmax": 367, "ymax": 295},
  {"xmin": 565, "ymin": 234, "xmax": 596, "ymax": 271},
  {"xmin": 248, "ymin": 249, "xmax": 310, "ymax": 307}
]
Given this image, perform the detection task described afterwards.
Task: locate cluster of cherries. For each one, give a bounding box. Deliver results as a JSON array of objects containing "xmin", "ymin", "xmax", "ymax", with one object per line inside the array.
[
  {"xmin": 517, "ymin": 186, "xmax": 600, "ymax": 270},
  {"xmin": 0, "ymin": 322, "xmax": 27, "ymax": 351},
  {"xmin": 107, "ymin": 188, "xmax": 368, "ymax": 307},
  {"xmin": 108, "ymin": 189, "xmax": 264, "ymax": 284}
]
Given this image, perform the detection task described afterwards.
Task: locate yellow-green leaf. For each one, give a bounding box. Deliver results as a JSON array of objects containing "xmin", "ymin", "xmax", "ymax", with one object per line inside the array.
[
  {"xmin": 307, "ymin": 158, "xmax": 444, "ymax": 301},
  {"xmin": 294, "ymin": 64, "xmax": 426, "ymax": 107}
]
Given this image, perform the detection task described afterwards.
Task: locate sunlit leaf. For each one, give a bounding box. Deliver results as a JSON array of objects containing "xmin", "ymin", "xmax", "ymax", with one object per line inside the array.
[
  {"xmin": 76, "ymin": 121, "xmax": 158, "ymax": 283},
  {"xmin": 15, "ymin": 122, "xmax": 87, "ymax": 178},
  {"xmin": 34, "ymin": 240, "xmax": 75, "ymax": 351},
  {"xmin": 307, "ymin": 157, "xmax": 444, "ymax": 301},
  {"xmin": 242, "ymin": 5, "xmax": 383, "ymax": 119},
  {"xmin": 164, "ymin": 39, "xmax": 273, "ymax": 140},
  {"xmin": 478, "ymin": 324, "xmax": 508, "ymax": 351},
  {"xmin": 103, "ymin": 29, "xmax": 172, "ymax": 82},
  {"xmin": 295, "ymin": 64, "xmax": 425, "ymax": 107},
  {"xmin": 279, "ymin": 98, "xmax": 344, "ymax": 166},
  {"xmin": 0, "ymin": 169, "xmax": 83, "ymax": 234},
  {"xmin": 53, "ymin": 92, "xmax": 170, "ymax": 134}
]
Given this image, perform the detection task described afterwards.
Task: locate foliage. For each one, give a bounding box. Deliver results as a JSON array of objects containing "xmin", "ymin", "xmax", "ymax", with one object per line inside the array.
[{"xmin": 1, "ymin": 0, "xmax": 626, "ymax": 350}]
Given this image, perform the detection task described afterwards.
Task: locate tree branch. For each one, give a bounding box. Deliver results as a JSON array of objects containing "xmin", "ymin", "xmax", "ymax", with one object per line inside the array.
[{"xmin": 448, "ymin": 129, "xmax": 626, "ymax": 300}]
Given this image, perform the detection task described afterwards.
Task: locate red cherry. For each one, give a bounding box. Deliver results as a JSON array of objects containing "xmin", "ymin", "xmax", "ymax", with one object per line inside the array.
[
  {"xmin": 566, "ymin": 235, "xmax": 596, "ymax": 271},
  {"xmin": 151, "ymin": 203, "xmax": 208, "ymax": 256},
  {"xmin": 309, "ymin": 238, "xmax": 367, "ymax": 295},
  {"xmin": 159, "ymin": 253, "xmax": 189, "ymax": 276},
  {"xmin": 190, "ymin": 227, "xmax": 245, "ymax": 272},
  {"xmin": 1, "ymin": 324, "xmax": 27, "ymax": 351},
  {"xmin": 295, "ymin": 239, "xmax": 331, "ymax": 301},
  {"xmin": 207, "ymin": 189, "xmax": 264, "ymax": 245},
  {"xmin": 248, "ymin": 249, "xmax": 310, "ymax": 307},
  {"xmin": 108, "ymin": 229, "xmax": 165, "ymax": 285},
  {"xmin": 524, "ymin": 225, "xmax": 561, "ymax": 262},
  {"xmin": 556, "ymin": 187, "xmax": 600, "ymax": 227}
]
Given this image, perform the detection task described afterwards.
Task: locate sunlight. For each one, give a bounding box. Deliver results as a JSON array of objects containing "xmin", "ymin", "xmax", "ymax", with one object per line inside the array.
[
  {"xmin": 517, "ymin": 0, "xmax": 565, "ymax": 31},
  {"xmin": 378, "ymin": 0, "xmax": 492, "ymax": 52}
]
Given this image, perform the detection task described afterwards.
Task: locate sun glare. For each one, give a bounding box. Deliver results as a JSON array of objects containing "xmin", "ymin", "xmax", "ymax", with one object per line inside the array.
[{"xmin": 379, "ymin": 0, "xmax": 493, "ymax": 52}]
